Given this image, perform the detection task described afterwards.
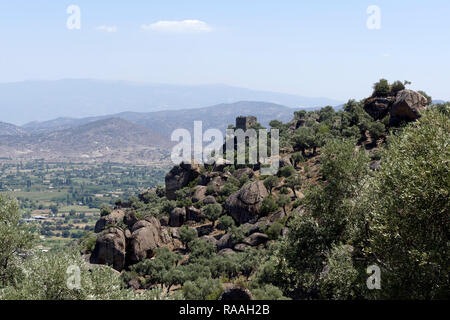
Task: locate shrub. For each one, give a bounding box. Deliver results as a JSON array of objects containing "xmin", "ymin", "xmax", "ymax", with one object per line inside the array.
[
  {"xmin": 182, "ymin": 278, "xmax": 222, "ymax": 300},
  {"xmin": 260, "ymin": 196, "xmax": 278, "ymax": 216},
  {"xmin": 278, "ymin": 165, "xmax": 296, "ymax": 178},
  {"xmin": 179, "ymin": 225, "xmax": 198, "ymax": 250},
  {"xmin": 391, "ymin": 80, "xmax": 405, "ymax": 94},
  {"xmin": 373, "ymin": 78, "xmax": 390, "ymax": 97},
  {"xmin": 368, "ymin": 121, "xmax": 385, "ymax": 142},
  {"xmin": 263, "ymin": 176, "xmax": 279, "ymax": 194},
  {"xmin": 217, "ymin": 215, "xmax": 235, "ymax": 231},
  {"xmin": 251, "ymin": 284, "xmax": 290, "ymax": 300},
  {"xmin": 203, "ymin": 203, "xmax": 223, "ymax": 227},
  {"xmin": 100, "ymin": 205, "xmax": 111, "ymax": 217},
  {"xmin": 265, "ymin": 221, "xmax": 284, "ymax": 240},
  {"xmin": 276, "ymin": 194, "xmax": 290, "ymax": 215}
]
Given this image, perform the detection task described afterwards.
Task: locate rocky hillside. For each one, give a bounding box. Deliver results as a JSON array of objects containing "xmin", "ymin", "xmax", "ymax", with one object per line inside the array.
[
  {"xmin": 0, "ymin": 118, "xmax": 171, "ymax": 164},
  {"xmin": 0, "ymin": 121, "xmax": 28, "ymax": 136},
  {"xmin": 84, "ymin": 81, "xmax": 449, "ymax": 300}
]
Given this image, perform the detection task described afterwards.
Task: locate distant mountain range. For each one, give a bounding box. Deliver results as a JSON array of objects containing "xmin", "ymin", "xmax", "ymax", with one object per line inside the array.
[
  {"xmin": 0, "ymin": 122, "xmax": 28, "ymax": 136},
  {"xmin": 0, "ymin": 79, "xmax": 343, "ymax": 125},
  {"xmin": 23, "ymin": 101, "xmax": 300, "ymax": 138},
  {"xmin": 0, "ymin": 101, "xmax": 304, "ymax": 163}
]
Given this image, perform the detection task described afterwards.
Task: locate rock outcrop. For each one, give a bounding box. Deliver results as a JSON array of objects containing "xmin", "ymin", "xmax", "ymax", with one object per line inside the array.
[
  {"xmin": 169, "ymin": 207, "xmax": 186, "ymax": 227},
  {"xmin": 242, "ymin": 232, "xmax": 269, "ymax": 246},
  {"xmin": 363, "ymin": 97, "xmax": 395, "ymax": 120},
  {"xmin": 127, "ymin": 217, "xmax": 171, "ymax": 265},
  {"xmin": 225, "ymin": 180, "xmax": 269, "ymax": 224},
  {"xmin": 389, "ymin": 89, "xmax": 428, "ymax": 124},
  {"xmin": 94, "ymin": 209, "xmax": 125, "ymax": 233},
  {"xmin": 90, "ymin": 227, "xmax": 126, "ymax": 271},
  {"xmin": 165, "ymin": 162, "xmax": 201, "ymax": 200},
  {"xmin": 363, "ymin": 89, "xmax": 428, "ymax": 124},
  {"xmin": 191, "ymin": 185, "xmax": 207, "ymax": 202}
]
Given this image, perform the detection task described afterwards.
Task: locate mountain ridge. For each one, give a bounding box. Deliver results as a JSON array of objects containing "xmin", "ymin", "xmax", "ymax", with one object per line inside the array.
[{"xmin": 0, "ymin": 79, "xmax": 343, "ymax": 125}]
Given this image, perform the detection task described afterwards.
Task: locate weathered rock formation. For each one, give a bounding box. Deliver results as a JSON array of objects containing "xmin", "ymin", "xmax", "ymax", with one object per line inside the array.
[
  {"xmin": 364, "ymin": 89, "xmax": 428, "ymax": 125},
  {"xmin": 225, "ymin": 180, "xmax": 269, "ymax": 224},
  {"xmin": 169, "ymin": 207, "xmax": 186, "ymax": 227},
  {"xmin": 90, "ymin": 227, "xmax": 126, "ymax": 271},
  {"xmin": 90, "ymin": 213, "xmax": 174, "ymax": 271},
  {"xmin": 94, "ymin": 209, "xmax": 125, "ymax": 233},
  {"xmin": 127, "ymin": 217, "xmax": 172, "ymax": 265},
  {"xmin": 389, "ymin": 89, "xmax": 428, "ymax": 124},
  {"xmin": 165, "ymin": 162, "xmax": 201, "ymax": 200}
]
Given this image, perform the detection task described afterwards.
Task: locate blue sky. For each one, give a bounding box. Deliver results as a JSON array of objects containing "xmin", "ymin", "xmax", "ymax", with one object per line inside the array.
[{"xmin": 0, "ymin": 0, "xmax": 449, "ymax": 101}]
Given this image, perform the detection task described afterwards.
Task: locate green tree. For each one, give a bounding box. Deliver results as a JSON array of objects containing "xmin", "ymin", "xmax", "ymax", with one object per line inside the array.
[
  {"xmin": 100, "ymin": 204, "xmax": 111, "ymax": 217},
  {"xmin": 391, "ymin": 80, "xmax": 405, "ymax": 94},
  {"xmin": 217, "ymin": 215, "xmax": 235, "ymax": 231},
  {"xmin": 203, "ymin": 203, "xmax": 222, "ymax": 227},
  {"xmin": 291, "ymin": 152, "xmax": 304, "ymax": 168},
  {"xmin": 179, "ymin": 225, "xmax": 198, "ymax": 250},
  {"xmin": 263, "ymin": 176, "xmax": 279, "ymax": 194},
  {"xmin": 366, "ymin": 107, "xmax": 449, "ymax": 299},
  {"xmin": 260, "ymin": 196, "xmax": 279, "ymax": 215},
  {"xmin": 278, "ymin": 165, "xmax": 296, "ymax": 178},
  {"xmin": 368, "ymin": 121, "xmax": 385, "ymax": 142},
  {"xmin": 285, "ymin": 175, "xmax": 302, "ymax": 198},
  {"xmin": 373, "ymin": 78, "xmax": 390, "ymax": 97},
  {"xmin": 0, "ymin": 195, "xmax": 35, "ymax": 286},
  {"xmin": 293, "ymin": 127, "xmax": 315, "ymax": 156},
  {"xmin": 277, "ymin": 195, "xmax": 290, "ymax": 215}
]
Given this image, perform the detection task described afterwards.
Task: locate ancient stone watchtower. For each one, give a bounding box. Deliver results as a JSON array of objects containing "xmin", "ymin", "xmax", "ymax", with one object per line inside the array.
[{"xmin": 235, "ymin": 116, "xmax": 257, "ymax": 131}]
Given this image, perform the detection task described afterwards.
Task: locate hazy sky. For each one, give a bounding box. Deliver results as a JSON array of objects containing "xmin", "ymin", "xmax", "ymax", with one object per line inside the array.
[{"xmin": 0, "ymin": 0, "xmax": 449, "ymax": 101}]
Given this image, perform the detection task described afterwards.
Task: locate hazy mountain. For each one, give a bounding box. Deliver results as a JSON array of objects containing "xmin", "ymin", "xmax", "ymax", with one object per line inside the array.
[
  {"xmin": 0, "ymin": 79, "xmax": 343, "ymax": 125},
  {"xmin": 432, "ymin": 99, "xmax": 448, "ymax": 105},
  {"xmin": 0, "ymin": 118, "xmax": 171, "ymax": 164},
  {"xmin": 0, "ymin": 122, "xmax": 28, "ymax": 136},
  {"xmin": 24, "ymin": 101, "xmax": 303, "ymax": 137}
]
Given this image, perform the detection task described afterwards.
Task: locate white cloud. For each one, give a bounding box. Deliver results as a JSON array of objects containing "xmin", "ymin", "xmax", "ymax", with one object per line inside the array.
[
  {"xmin": 382, "ymin": 53, "xmax": 391, "ymax": 57},
  {"xmin": 141, "ymin": 20, "xmax": 212, "ymax": 33},
  {"xmin": 96, "ymin": 25, "xmax": 118, "ymax": 33}
]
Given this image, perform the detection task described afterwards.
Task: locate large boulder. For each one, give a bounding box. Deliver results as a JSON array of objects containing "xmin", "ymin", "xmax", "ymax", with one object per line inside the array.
[
  {"xmin": 186, "ymin": 206, "xmax": 204, "ymax": 222},
  {"xmin": 242, "ymin": 232, "xmax": 269, "ymax": 246},
  {"xmin": 216, "ymin": 233, "xmax": 233, "ymax": 250},
  {"xmin": 389, "ymin": 89, "xmax": 428, "ymax": 124},
  {"xmin": 94, "ymin": 209, "xmax": 125, "ymax": 233},
  {"xmin": 169, "ymin": 207, "xmax": 186, "ymax": 227},
  {"xmin": 232, "ymin": 167, "xmax": 254, "ymax": 180},
  {"xmin": 90, "ymin": 227, "xmax": 126, "ymax": 271},
  {"xmin": 127, "ymin": 217, "xmax": 170, "ymax": 265},
  {"xmin": 202, "ymin": 195, "xmax": 217, "ymax": 205},
  {"xmin": 191, "ymin": 186, "xmax": 207, "ymax": 203},
  {"xmin": 225, "ymin": 180, "xmax": 269, "ymax": 224},
  {"xmin": 196, "ymin": 224, "xmax": 214, "ymax": 237},
  {"xmin": 165, "ymin": 162, "xmax": 201, "ymax": 200},
  {"xmin": 363, "ymin": 97, "xmax": 394, "ymax": 120}
]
